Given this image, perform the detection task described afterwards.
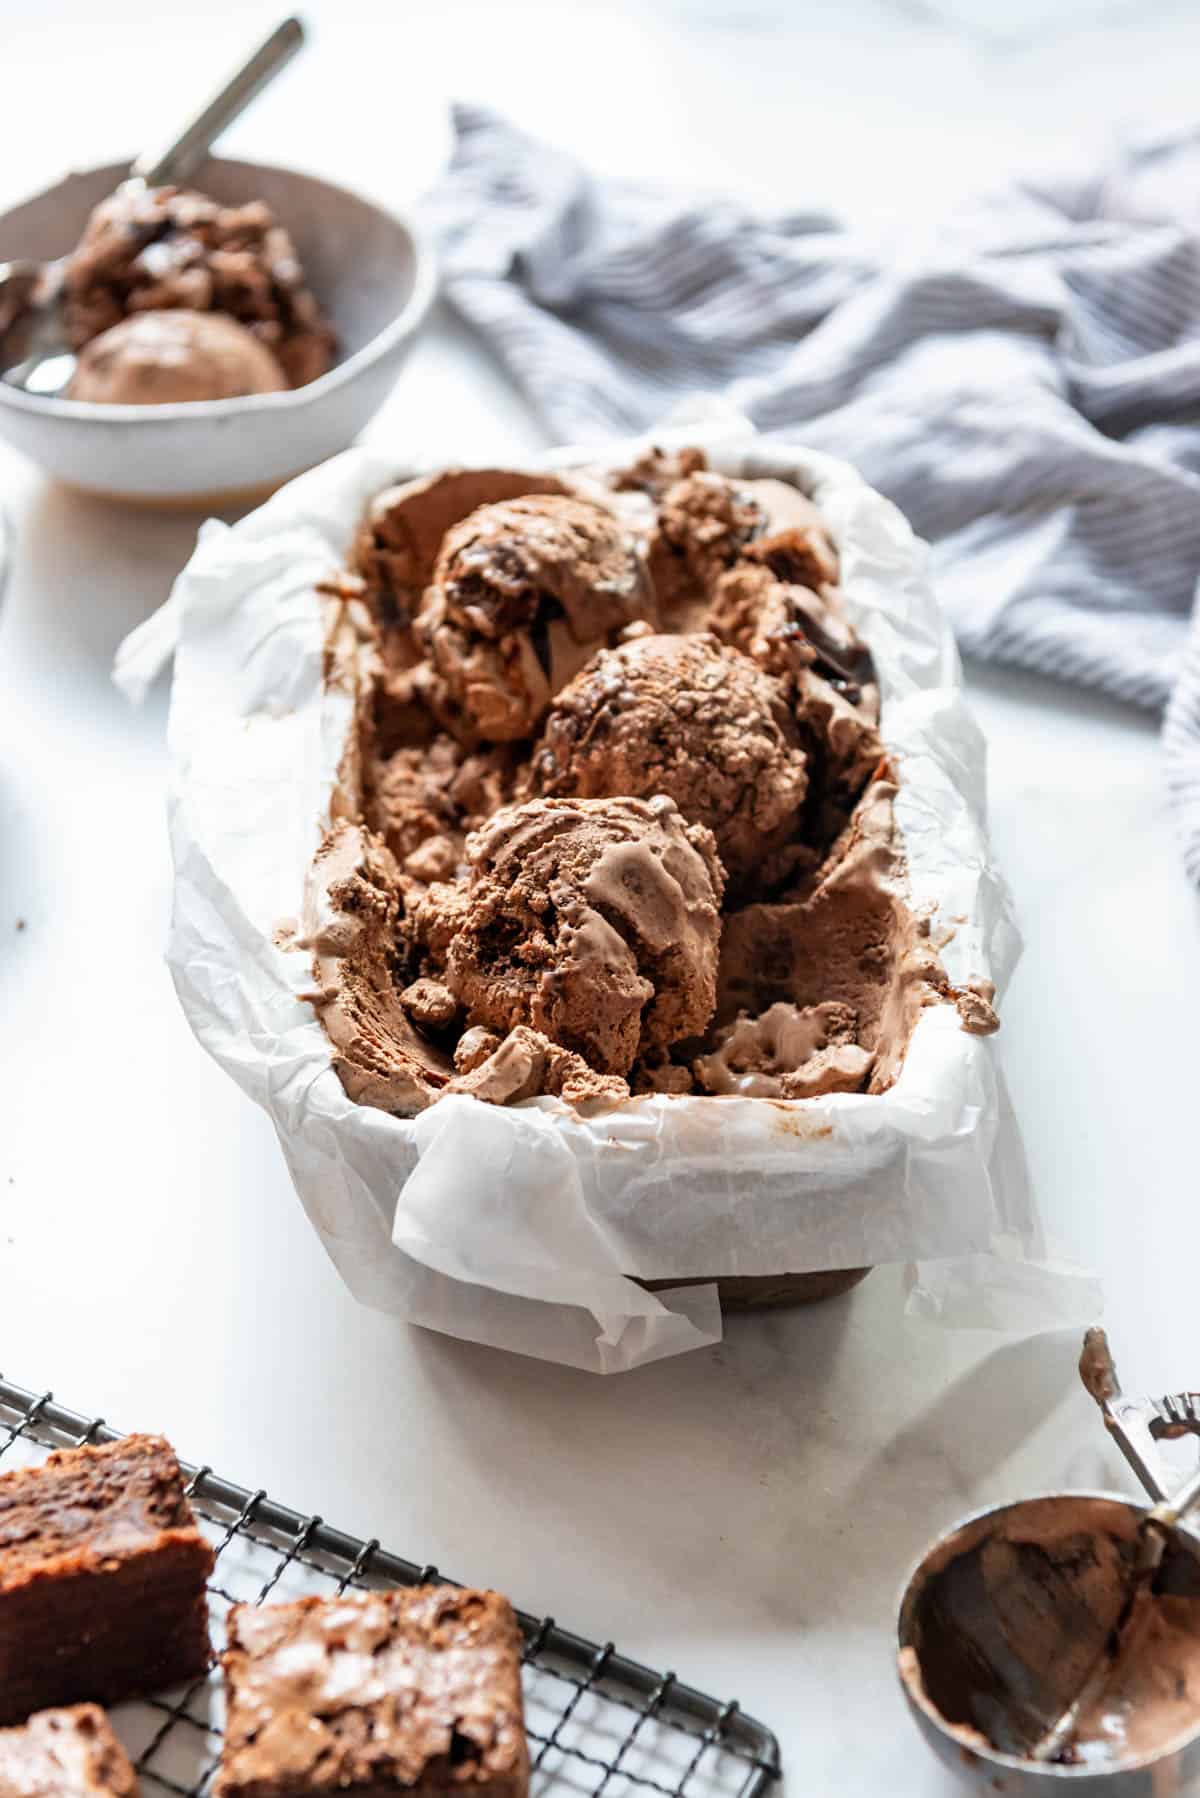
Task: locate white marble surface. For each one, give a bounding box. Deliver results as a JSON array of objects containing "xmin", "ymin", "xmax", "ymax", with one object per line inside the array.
[{"xmin": 2, "ymin": 2, "xmax": 1200, "ymax": 1792}]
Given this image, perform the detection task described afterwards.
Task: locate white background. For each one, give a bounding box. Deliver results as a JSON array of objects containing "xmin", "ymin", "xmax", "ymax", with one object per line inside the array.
[{"xmin": 2, "ymin": 2, "xmax": 1200, "ymax": 1792}]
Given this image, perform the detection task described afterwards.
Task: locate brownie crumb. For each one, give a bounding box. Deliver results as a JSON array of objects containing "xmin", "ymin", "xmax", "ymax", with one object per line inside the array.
[{"xmin": 0, "ymin": 1704, "xmax": 139, "ymax": 1797}]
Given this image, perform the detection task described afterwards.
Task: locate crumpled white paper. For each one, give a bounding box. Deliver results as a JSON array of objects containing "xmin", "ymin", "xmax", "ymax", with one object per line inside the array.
[{"xmin": 117, "ymin": 421, "xmax": 1099, "ymax": 1372}]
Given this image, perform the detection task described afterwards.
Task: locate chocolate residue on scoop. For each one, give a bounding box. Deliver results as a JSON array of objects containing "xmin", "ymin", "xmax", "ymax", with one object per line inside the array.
[
  {"xmin": 900, "ymin": 1496, "xmax": 1200, "ymax": 1771},
  {"xmin": 301, "ymin": 447, "xmax": 993, "ymax": 1113},
  {"xmin": 1079, "ymin": 1327, "xmax": 1119, "ymax": 1407}
]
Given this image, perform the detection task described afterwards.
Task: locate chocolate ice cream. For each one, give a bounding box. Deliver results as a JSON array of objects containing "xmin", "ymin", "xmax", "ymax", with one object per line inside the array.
[
  {"xmin": 693, "ymin": 1001, "xmax": 873, "ymax": 1099},
  {"xmin": 347, "ymin": 472, "xmax": 648, "ymax": 760},
  {"xmin": 528, "ymin": 631, "xmax": 809, "ymax": 894},
  {"xmin": 68, "ymin": 308, "xmax": 287, "ymax": 404},
  {"xmin": 439, "ymin": 794, "xmax": 723, "ymax": 1077},
  {"xmin": 62, "ymin": 184, "xmax": 335, "ymax": 393},
  {"xmin": 304, "ymin": 820, "xmax": 628, "ymax": 1112},
  {"xmin": 352, "ymin": 471, "xmax": 570, "ymax": 646},
  {"xmin": 708, "ymin": 776, "xmax": 942, "ymax": 1096},
  {"xmin": 302, "ymin": 447, "xmax": 986, "ymax": 1113},
  {"xmin": 708, "ymin": 477, "xmax": 884, "ymax": 805},
  {"xmin": 303, "ymin": 822, "xmax": 454, "ymax": 1116},
  {"xmin": 415, "ymin": 494, "xmax": 654, "ymax": 742},
  {"xmin": 646, "ymin": 468, "xmax": 765, "ymax": 628},
  {"xmin": 365, "ymin": 733, "xmax": 519, "ymax": 882}
]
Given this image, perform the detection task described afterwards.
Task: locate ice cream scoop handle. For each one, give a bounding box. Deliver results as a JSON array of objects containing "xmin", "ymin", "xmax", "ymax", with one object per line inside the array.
[
  {"xmin": 129, "ymin": 16, "xmax": 305, "ymax": 190},
  {"xmin": 1145, "ymin": 1460, "xmax": 1200, "ymax": 1537}
]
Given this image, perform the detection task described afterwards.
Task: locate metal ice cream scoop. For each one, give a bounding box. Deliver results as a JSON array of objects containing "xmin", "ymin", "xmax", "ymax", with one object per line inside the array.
[
  {"xmin": 1080, "ymin": 1327, "xmax": 1200, "ymax": 1506},
  {"xmin": 897, "ymin": 1332, "xmax": 1200, "ymax": 1794},
  {"xmin": 0, "ymin": 15, "xmax": 304, "ymax": 394}
]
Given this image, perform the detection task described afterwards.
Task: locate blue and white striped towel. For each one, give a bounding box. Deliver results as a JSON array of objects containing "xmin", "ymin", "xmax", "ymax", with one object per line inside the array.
[{"xmin": 425, "ymin": 106, "xmax": 1200, "ymax": 885}]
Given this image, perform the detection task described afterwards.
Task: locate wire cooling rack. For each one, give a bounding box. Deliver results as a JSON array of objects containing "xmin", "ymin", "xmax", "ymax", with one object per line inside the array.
[{"xmin": 0, "ymin": 1377, "xmax": 780, "ymax": 1798}]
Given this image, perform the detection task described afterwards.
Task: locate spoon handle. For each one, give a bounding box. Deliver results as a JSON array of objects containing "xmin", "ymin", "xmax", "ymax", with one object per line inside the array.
[{"xmin": 129, "ymin": 15, "xmax": 305, "ymax": 190}]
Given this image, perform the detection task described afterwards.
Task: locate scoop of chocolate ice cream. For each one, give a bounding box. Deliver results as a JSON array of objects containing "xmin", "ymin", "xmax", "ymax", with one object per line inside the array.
[
  {"xmin": 442, "ymin": 794, "xmax": 724, "ymax": 1076},
  {"xmin": 646, "ymin": 469, "xmax": 765, "ymax": 627},
  {"xmin": 529, "ymin": 631, "xmax": 809, "ymax": 893},
  {"xmin": 62, "ymin": 184, "xmax": 335, "ymax": 389},
  {"xmin": 707, "ymin": 478, "xmax": 857, "ymax": 686},
  {"xmin": 353, "ymin": 470, "xmax": 571, "ymax": 644},
  {"xmin": 703, "ymin": 479, "xmax": 884, "ymax": 809},
  {"xmin": 67, "ymin": 308, "xmax": 287, "ymax": 404},
  {"xmin": 415, "ymin": 495, "xmax": 653, "ymax": 742}
]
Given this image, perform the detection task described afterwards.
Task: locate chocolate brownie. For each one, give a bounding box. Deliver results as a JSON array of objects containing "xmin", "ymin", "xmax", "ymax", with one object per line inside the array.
[
  {"xmin": 0, "ymin": 1435, "xmax": 213, "ymax": 1724},
  {"xmin": 216, "ymin": 1587, "xmax": 530, "ymax": 1798},
  {"xmin": 0, "ymin": 1704, "xmax": 138, "ymax": 1797}
]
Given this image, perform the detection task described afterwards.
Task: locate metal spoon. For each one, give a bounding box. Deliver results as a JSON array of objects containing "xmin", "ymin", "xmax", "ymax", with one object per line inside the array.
[
  {"xmin": 0, "ymin": 15, "xmax": 305, "ymax": 394},
  {"xmin": 1080, "ymin": 1325, "xmax": 1200, "ymax": 1506}
]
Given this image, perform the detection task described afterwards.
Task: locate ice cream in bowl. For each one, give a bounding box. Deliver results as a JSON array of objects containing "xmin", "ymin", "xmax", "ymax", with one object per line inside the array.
[{"xmin": 0, "ymin": 156, "xmax": 434, "ymax": 502}]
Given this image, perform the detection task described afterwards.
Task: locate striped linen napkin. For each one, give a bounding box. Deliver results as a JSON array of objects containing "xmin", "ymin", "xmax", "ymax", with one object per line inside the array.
[{"xmin": 425, "ymin": 105, "xmax": 1200, "ymax": 885}]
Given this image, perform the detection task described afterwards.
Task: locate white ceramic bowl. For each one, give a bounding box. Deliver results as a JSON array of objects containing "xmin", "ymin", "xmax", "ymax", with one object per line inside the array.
[{"xmin": 0, "ymin": 156, "xmax": 435, "ymax": 504}]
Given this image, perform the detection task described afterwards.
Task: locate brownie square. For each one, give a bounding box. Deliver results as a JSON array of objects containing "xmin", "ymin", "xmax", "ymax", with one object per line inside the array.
[
  {"xmin": 216, "ymin": 1586, "xmax": 530, "ymax": 1798},
  {"xmin": 0, "ymin": 1434, "xmax": 214, "ymax": 1724},
  {"xmin": 0, "ymin": 1704, "xmax": 139, "ymax": 1796}
]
